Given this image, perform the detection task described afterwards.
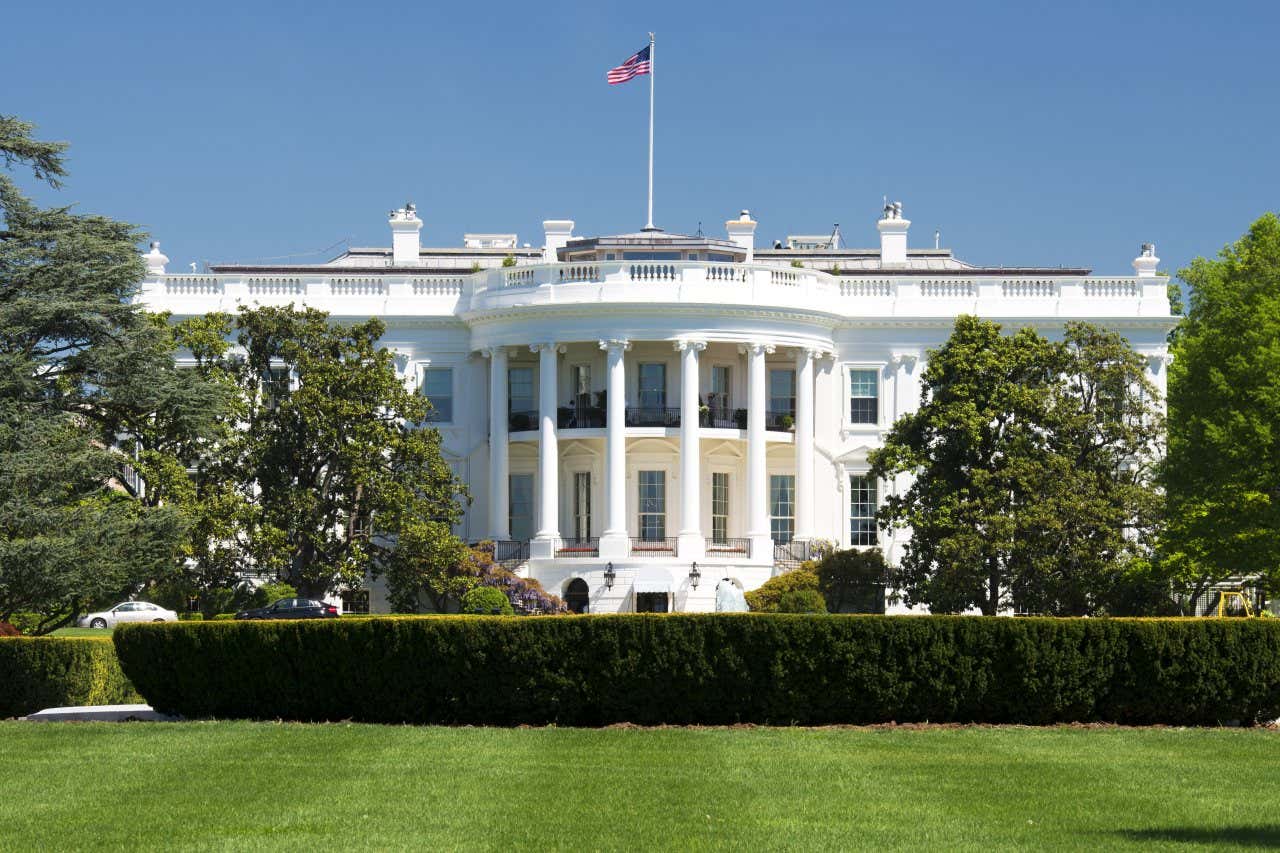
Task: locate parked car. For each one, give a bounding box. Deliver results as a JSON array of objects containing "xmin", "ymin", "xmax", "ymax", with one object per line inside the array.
[
  {"xmin": 77, "ymin": 601, "xmax": 179, "ymax": 629},
  {"xmin": 234, "ymin": 598, "xmax": 340, "ymax": 620}
]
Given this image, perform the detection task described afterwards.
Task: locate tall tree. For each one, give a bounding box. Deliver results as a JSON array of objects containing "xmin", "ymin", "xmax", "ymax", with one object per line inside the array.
[
  {"xmin": 870, "ymin": 316, "xmax": 1163, "ymax": 615},
  {"xmin": 1164, "ymin": 213, "xmax": 1280, "ymax": 598},
  {"xmin": 0, "ymin": 116, "xmax": 194, "ymax": 630}
]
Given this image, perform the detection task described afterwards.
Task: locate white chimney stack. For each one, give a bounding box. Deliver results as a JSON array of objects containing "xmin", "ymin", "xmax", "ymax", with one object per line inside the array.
[
  {"xmin": 1132, "ymin": 242, "xmax": 1159, "ymax": 278},
  {"xmin": 389, "ymin": 202, "xmax": 422, "ymax": 266},
  {"xmin": 877, "ymin": 201, "xmax": 910, "ymax": 267},
  {"xmin": 144, "ymin": 241, "xmax": 169, "ymax": 275},
  {"xmin": 543, "ymin": 219, "xmax": 574, "ymax": 262},
  {"xmin": 726, "ymin": 209, "xmax": 757, "ymax": 262}
]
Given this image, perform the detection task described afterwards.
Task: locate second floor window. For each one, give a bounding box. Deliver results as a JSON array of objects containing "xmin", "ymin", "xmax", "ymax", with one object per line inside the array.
[
  {"xmin": 509, "ymin": 367, "xmax": 534, "ymax": 416},
  {"xmin": 638, "ymin": 363, "xmax": 666, "ymax": 409},
  {"xmin": 849, "ymin": 369, "xmax": 879, "ymax": 424},
  {"xmin": 421, "ymin": 367, "xmax": 453, "ymax": 422},
  {"xmin": 769, "ymin": 369, "xmax": 796, "ymax": 417}
]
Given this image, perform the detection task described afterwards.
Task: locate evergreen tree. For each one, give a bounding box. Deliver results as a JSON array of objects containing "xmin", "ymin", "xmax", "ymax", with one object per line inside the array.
[{"xmin": 1164, "ymin": 214, "xmax": 1280, "ymax": 598}]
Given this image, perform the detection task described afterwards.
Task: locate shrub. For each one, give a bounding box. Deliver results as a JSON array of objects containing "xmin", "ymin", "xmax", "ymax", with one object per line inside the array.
[
  {"xmin": 211, "ymin": 613, "xmax": 236, "ymax": 621},
  {"xmin": 0, "ymin": 638, "xmax": 141, "ymax": 718},
  {"xmin": 816, "ymin": 549, "xmax": 892, "ymax": 613},
  {"xmin": 0, "ymin": 622, "xmax": 20, "ymax": 637},
  {"xmin": 745, "ymin": 570, "xmax": 819, "ymax": 612},
  {"xmin": 251, "ymin": 582, "xmax": 298, "ymax": 609},
  {"xmin": 776, "ymin": 589, "xmax": 827, "ymax": 613},
  {"xmin": 461, "ymin": 586, "xmax": 514, "ymax": 615},
  {"xmin": 178, "ymin": 613, "xmax": 204, "ymax": 622},
  {"xmin": 113, "ymin": 616, "xmax": 1280, "ymax": 727}
]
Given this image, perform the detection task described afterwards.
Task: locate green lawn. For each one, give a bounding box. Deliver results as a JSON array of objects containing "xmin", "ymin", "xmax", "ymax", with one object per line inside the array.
[
  {"xmin": 2, "ymin": 723, "xmax": 1277, "ymax": 850},
  {"xmin": 47, "ymin": 627, "xmax": 114, "ymax": 638}
]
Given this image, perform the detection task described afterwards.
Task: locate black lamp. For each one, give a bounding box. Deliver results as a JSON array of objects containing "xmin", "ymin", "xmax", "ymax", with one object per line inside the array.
[
  {"xmin": 604, "ymin": 562, "xmax": 616, "ymax": 590},
  {"xmin": 689, "ymin": 561, "xmax": 701, "ymax": 590}
]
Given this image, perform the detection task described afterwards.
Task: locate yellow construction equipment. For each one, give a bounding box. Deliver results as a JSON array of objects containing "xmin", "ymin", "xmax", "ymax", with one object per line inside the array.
[{"xmin": 1215, "ymin": 589, "xmax": 1254, "ymax": 618}]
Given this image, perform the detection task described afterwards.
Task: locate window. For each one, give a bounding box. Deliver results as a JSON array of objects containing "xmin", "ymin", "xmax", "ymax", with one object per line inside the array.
[
  {"xmin": 623, "ymin": 251, "xmax": 681, "ymax": 260},
  {"xmin": 509, "ymin": 367, "xmax": 534, "ymax": 428},
  {"xmin": 570, "ymin": 364, "xmax": 591, "ymax": 408},
  {"xmin": 263, "ymin": 366, "xmax": 290, "ymax": 409},
  {"xmin": 341, "ymin": 589, "xmax": 370, "ymax": 614},
  {"xmin": 850, "ymin": 475, "xmax": 878, "ymax": 546},
  {"xmin": 849, "ymin": 369, "xmax": 879, "ymax": 424},
  {"xmin": 509, "ymin": 474, "xmax": 534, "ymax": 541},
  {"xmin": 638, "ymin": 470, "xmax": 666, "ymax": 540},
  {"xmin": 573, "ymin": 472, "xmax": 591, "ymax": 540},
  {"xmin": 769, "ymin": 369, "xmax": 796, "ymax": 418},
  {"xmin": 421, "ymin": 367, "xmax": 453, "ymax": 422},
  {"xmin": 770, "ymin": 475, "xmax": 795, "ymax": 544},
  {"xmin": 638, "ymin": 363, "xmax": 666, "ymax": 409},
  {"xmin": 709, "ymin": 366, "xmax": 731, "ymax": 418},
  {"xmin": 712, "ymin": 473, "xmax": 730, "ymax": 543}
]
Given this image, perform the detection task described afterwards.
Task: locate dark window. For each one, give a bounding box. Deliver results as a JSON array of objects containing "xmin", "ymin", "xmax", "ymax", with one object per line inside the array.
[{"xmin": 849, "ymin": 369, "xmax": 879, "ymax": 424}]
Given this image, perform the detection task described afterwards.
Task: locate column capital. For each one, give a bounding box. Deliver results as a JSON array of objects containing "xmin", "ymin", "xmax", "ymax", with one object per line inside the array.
[
  {"xmin": 1146, "ymin": 352, "xmax": 1174, "ymax": 373},
  {"xmin": 673, "ymin": 339, "xmax": 707, "ymax": 353},
  {"xmin": 598, "ymin": 338, "xmax": 631, "ymax": 352},
  {"xmin": 796, "ymin": 346, "xmax": 832, "ymax": 362},
  {"xmin": 479, "ymin": 345, "xmax": 512, "ymax": 359},
  {"xmin": 890, "ymin": 352, "xmax": 919, "ymax": 371},
  {"xmin": 738, "ymin": 342, "xmax": 776, "ymax": 356},
  {"xmin": 529, "ymin": 342, "xmax": 566, "ymax": 354}
]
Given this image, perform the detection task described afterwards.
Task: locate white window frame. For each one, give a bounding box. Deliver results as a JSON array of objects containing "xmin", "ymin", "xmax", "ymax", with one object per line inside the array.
[
  {"xmin": 420, "ymin": 365, "xmax": 455, "ymax": 424},
  {"xmin": 847, "ymin": 471, "xmax": 879, "ymax": 548},
  {"xmin": 842, "ymin": 362, "xmax": 887, "ymax": 434}
]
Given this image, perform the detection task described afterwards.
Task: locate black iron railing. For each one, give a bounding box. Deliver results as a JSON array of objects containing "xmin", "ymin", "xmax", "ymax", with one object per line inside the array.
[
  {"xmin": 766, "ymin": 409, "xmax": 796, "ymax": 432},
  {"xmin": 630, "ymin": 536, "xmax": 678, "ymax": 556},
  {"xmin": 706, "ymin": 537, "xmax": 751, "ymax": 556},
  {"xmin": 557, "ymin": 406, "xmax": 606, "ymax": 429},
  {"xmin": 494, "ymin": 539, "xmax": 530, "ymax": 567},
  {"xmin": 625, "ymin": 406, "xmax": 681, "ymax": 427},
  {"xmin": 556, "ymin": 537, "xmax": 599, "ymax": 558},
  {"xmin": 773, "ymin": 539, "xmax": 817, "ymax": 571},
  {"xmin": 700, "ymin": 407, "xmax": 743, "ymax": 429},
  {"xmin": 508, "ymin": 410, "xmax": 538, "ymax": 432}
]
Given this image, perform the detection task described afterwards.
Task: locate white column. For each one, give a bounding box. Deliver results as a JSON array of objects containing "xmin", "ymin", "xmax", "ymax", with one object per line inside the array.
[
  {"xmin": 745, "ymin": 342, "xmax": 774, "ymax": 561},
  {"xmin": 677, "ymin": 340, "xmax": 706, "ymax": 559},
  {"xmin": 599, "ymin": 339, "xmax": 631, "ymax": 558},
  {"xmin": 794, "ymin": 347, "xmax": 816, "ymax": 541},
  {"xmin": 530, "ymin": 343, "xmax": 561, "ymax": 557},
  {"xmin": 487, "ymin": 347, "xmax": 509, "ymax": 540}
]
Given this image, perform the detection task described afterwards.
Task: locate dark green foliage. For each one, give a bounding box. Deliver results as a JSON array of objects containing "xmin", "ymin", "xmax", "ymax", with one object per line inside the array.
[
  {"xmin": 776, "ymin": 589, "xmax": 827, "ymax": 613},
  {"xmin": 0, "ymin": 637, "xmax": 140, "ymax": 717},
  {"xmin": 460, "ymin": 586, "xmax": 514, "ymax": 615},
  {"xmin": 113, "ymin": 616, "xmax": 1280, "ymax": 726},
  {"xmin": 744, "ymin": 570, "xmax": 818, "ymax": 612},
  {"xmin": 816, "ymin": 549, "xmax": 891, "ymax": 613}
]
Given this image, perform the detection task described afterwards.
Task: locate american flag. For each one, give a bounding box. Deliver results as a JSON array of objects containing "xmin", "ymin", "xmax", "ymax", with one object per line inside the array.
[{"xmin": 607, "ymin": 45, "xmax": 651, "ymax": 85}]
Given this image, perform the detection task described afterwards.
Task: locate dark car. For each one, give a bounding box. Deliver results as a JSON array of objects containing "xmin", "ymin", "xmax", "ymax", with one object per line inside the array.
[{"xmin": 234, "ymin": 597, "xmax": 340, "ymax": 620}]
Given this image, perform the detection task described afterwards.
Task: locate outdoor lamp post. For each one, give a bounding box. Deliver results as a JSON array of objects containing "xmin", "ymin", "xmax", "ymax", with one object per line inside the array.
[
  {"xmin": 604, "ymin": 562, "xmax": 615, "ymax": 590},
  {"xmin": 689, "ymin": 562, "xmax": 700, "ymax": 590}
]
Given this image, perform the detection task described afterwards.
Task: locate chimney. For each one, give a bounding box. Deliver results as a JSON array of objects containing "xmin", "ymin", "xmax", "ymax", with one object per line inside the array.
[
  {"xmin": 1132, "ymin": 242, "xmax": 1159, "ymax": 278},
  {"xmin": 542, "ymin": 219, "xmax": 574, "ymax": 262},
  {"xmin": 725, "ymin": 210, "xmax": 757, "ymax": 262},
  {"xmin": 389, "ymin": 202, "xmax": 422, "ymax": 266},
  {"xmin": 144, "ymin": 241, "xmax": 169, "ymax": 275},
  {"xmin": 877, "ymin": 201, "xmax": 910, "ymax": 267}
]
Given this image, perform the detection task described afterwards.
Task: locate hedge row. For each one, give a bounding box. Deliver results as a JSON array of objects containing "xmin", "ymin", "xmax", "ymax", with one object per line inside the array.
[
  {"xmin": 113, "ymin": 615, "xmax": 1280, "ymax": 726},
  {"xmin": 0, "ymin": 638, "xmax": 142, "ymax": 718}
]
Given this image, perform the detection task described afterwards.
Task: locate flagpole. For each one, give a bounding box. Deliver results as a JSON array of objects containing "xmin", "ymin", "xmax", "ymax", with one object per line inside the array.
[{"xmin": 645, "ymin": 31, "xmax": 655, "ymax": 231}]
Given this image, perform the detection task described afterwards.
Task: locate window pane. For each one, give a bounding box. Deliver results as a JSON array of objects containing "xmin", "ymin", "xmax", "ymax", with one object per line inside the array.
[
  {"xmin": 638, "ymin": 470, "xmax": 665, "ymax": 540},
  {"xmin": 768, "ymin": 369, "xmax": 796, "ymax": 417},
  {"xmin": 639, "ymin": 364, "xmax": 666, "ymax": 409},
  {"xmin": 849, "ymin": 369, "xmax": 878, "ymax": 424},
  {"xmin": 510, "ymin": 474, "xmax": 534, "ymax": 541},
  {"xmin": 770, "ymin": 475, "xmax": 795, "ymax": 545},
  {"xmin": 422, "ymin": 368, "xmax": 453, "ymax": 422},
  {"xmin": 509, "ymin": 367, "xmax": 534, "ymax": 415},
  {"xmin": 712, "ymin": 472, "xmax": 729, "ymax": 543},
  {"xmin": 573, "ymin": 472, "xmax": 591, "ymax": 539},
  {"xmin": 849, "ymin": 475, "xmax": 878, "ymax": 546}
]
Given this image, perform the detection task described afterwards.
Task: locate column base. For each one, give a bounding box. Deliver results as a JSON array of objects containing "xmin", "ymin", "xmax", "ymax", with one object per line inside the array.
[
  {"xmin": 598, "ymin": 532, "xmax": 631, "ymax": 559},
  {"xmin": 529, "ymin": 536, "xmax": 560, "ymax": 559},
  {"xmin": 677, "ymin": 532, "xmax": 705, "ymax": 561},
  {"xmin": 748, "ymin": 534, "xmax": 774, "ymax": 563}
]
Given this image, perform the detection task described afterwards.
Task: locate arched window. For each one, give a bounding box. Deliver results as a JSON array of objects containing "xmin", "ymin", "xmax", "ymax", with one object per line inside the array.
[{"xmin": 565, "ymin": 578, "xmax": 589, "ymax": 614}]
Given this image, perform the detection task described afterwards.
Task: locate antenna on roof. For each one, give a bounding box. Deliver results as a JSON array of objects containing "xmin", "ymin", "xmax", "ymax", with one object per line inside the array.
[
  {"xmin": 829, "ymin": 223, "xmax": 841, "ymax": 251},
  {"xmin": 696, "ymin": 221, "xmax": 703, "ymax": 237},
  {"xmin": 934, "ymin": 228, "xmax": 941, "ymax": 250}
]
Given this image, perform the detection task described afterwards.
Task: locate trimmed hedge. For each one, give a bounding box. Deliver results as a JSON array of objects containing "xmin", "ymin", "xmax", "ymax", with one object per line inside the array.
[
  {"xmin": 0, "ymin": 638, "xmax": 141, "ymax": 718},
  {"xmin": 113, "ymin": 616, "xmax": 1280, "ymax": 726}
]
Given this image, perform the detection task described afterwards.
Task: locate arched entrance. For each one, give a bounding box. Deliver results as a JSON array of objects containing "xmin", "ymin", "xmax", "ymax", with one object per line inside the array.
[{"xmin": 565, "ymin": 578, "xmax": 590, "ymax": 614}]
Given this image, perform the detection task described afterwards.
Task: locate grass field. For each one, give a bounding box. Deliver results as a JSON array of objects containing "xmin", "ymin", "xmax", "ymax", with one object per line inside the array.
[
  {"xmin": 3, "ymin": 723, "xmax": 1277, "ymax": 850},
  {"xmin": 47, "ymin": 627, "xmax": 115, "ymax": 638}
]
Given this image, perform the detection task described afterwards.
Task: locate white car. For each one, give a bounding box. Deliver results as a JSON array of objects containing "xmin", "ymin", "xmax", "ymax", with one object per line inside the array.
[{"xmin": 77, "ymin": 601, "xmax": 178, "ymax": 629}]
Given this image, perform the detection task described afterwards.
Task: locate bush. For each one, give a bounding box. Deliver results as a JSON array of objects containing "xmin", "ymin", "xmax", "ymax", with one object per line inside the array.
[
  {"xmin": 0, "ymin": 622, "xmax": 20, "ymax": 637},
  {"xmin": 251, "ymin": 582, "xmax": 298, "ymax": 609},
  {"xmin": 178, "ymin": 613, "xmax": 204, "ymax": 622},
  {"xmin": 211, "ymin": 613, "xmax": 236, "ymax": 621},
  {"xmin": 461, "ymin": 586, "xmax": 514, "ymax": 615},
  {"xmin": 745, "ymin": 570, "xmax": 819, "ymax": 612},
  {"xmin": 776, "ymin": 589, "xmax": 827, "ymax": 613},
  {"xmin": 0, "ymin": 638, "xmax": 141, "ymax": 718},
  {"xmin": 816, "ymin": 549, "xmax": 892, "ymax": 613},
  {"xmin": 112, "ymin": 616, "xmax": 1280, "ymax": 726}
]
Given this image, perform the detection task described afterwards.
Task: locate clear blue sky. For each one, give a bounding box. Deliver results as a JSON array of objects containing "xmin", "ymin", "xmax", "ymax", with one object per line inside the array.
[{"xmin": 4, "ymin": 0, "xmax": 1277, "ymax": 276}]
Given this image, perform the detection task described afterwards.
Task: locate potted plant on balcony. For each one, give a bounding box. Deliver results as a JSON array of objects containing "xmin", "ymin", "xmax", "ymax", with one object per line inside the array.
[
  {"xmin": 501, "ymin": 255, "xmax": 517, "ymax": 268},
  {"xmin": 779, "ymin": 414, "xmax": 795, "ymax": 432}
]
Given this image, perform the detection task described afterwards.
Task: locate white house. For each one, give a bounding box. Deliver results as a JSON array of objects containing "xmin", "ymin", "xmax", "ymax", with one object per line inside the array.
[{"xmin": 138, "ymin": 201, "xmax": 1174, "ymax": 614}]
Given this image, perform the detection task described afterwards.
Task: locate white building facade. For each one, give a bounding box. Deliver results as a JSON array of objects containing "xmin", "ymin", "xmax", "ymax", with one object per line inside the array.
[{"xmin": 139, "ymin": 203, "xmax": 1174, "ymax": 614}]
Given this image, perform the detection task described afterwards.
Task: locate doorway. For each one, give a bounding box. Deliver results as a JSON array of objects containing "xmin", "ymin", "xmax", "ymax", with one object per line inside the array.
[
  {"xmin": 635, "ymin": 592, "xmax": 669, "ymax": 613},
  {"xmin": 565, "ymin": 578, "xmax": 589, "ymax": 614}
]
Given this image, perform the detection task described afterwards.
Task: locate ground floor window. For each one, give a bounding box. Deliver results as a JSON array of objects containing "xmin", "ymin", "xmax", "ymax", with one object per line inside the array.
[
  {"xmin": 636, "ymin": 592, "xmax": 669, "ymax": 613},
  {"xmin": 711, "ymin": 472, "xmax": 729, "ymax": 543},
  {"xmin": 573, "ymin": 472, "xmax": 591, "ymax": 539},
  {"xmin": 850, "ymin": 475, "xmax": 877, "ymax": 546},
  {"xmin": 770, "ymin": 474, "xmax": 795, "ymax": 544},
  {"xmin": 638, "ymin": 470, "xmax": 666, "ymax": 540},
  {"xmin": 510, "ymin": 473, "xmax": 534, "ymax": 541},
  {"xmin": 341, "ymin": 589, "xmax": 369, "ymax": 614}
]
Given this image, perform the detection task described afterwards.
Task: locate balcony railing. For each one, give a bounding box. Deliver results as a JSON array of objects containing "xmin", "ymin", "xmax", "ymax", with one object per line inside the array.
[
  {"xmin": 557, "ymin": 405, "xmax": 606, "ymax": 429},
  {"xmin": 701, "ymin": 407, "xmax": 745, "ymax": 430},
  {"xmin": 494, "ymin": 539, "xmax": 530, "ymax": 567},
  {"xmin": 630, "ymin": 537, "xmax": 678, "ymax": 557},
  {"xmin": 508, "ymin": 410, "xmax": 537, "ymax": 432},
  {"xmin": 625, "ymin": 406, "xmax": 681, "ymax": 427},
  {"xmin": 556, "ymin": 538, "xmax": 599, "ymax": 558},
  {"xmin": 766, "ymin": 410, "xmax": 796, "ymax": 432},
  {"xmin": 705, "ymin": 537, "xmax": 751, "ymax": 557}
]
